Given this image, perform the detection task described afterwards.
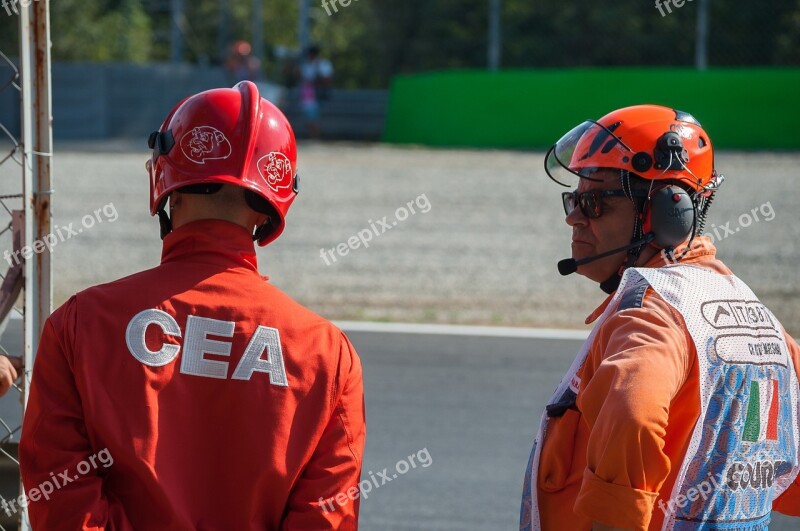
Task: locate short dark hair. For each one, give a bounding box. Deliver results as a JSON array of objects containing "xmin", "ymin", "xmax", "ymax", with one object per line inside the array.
[
  {"xmin": 627, "ymin": 172, "xmax": 693, "ymax": 195},
  {"xmin": 626, "ymin": 172, "xmax": 696, "ymax": 209},
  {"xmin": 244, "ymin": 190, "xmax": 281, "ymax": 238}
]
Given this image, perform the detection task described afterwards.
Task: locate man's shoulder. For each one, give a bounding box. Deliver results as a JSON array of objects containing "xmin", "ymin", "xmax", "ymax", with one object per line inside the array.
[
  {"xmin": 605, "ymin": 267, "xmax": 690, "ymax": 331},
  {"xmin": 71, "ymin": 265, "xmax": 163, "ymax": 304},
  {"xmin": 256, "ymin": 282, "xmax": 343, "ymax": 336},
  {"xmin": 70, "ymin": 266, "xmax": 344, "ymax": 341},
  {"xmin": 609, "ymin": 261, "xmax": 756, "ymax": 341},
  {"xmin": 46, "ymin": 269, "xmax": 156, "ymax": 335}
]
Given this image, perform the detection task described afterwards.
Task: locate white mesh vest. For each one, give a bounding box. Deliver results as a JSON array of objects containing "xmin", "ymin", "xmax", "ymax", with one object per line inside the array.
[{"xmin": 521, "ymin": 264, "xmax": 800, "ymax": 531}]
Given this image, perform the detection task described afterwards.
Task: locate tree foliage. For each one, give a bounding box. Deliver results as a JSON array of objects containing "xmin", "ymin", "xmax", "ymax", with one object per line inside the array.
[
  {"xmin": 51, "ymin": 0, "xmax": 152, "ymax": 62},
  {"xmin": 0, "ymin": 0, "xmax": 798, "ymax": 87}
]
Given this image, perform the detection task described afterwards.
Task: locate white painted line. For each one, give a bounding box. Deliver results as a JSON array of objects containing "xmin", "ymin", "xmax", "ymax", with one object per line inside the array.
[
  {"xmin": 334, "ymin": 320, "xmax": 589, "ymax": 340},
  {"xmin": 4, "ymin": 313, "xmax": 590, "ymax": 340}
]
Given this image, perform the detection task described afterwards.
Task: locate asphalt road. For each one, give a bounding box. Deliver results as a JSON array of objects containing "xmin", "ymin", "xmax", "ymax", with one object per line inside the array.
[
  {"xmin": 343, "ymin": 324, "xmax": 798, "ymax": 531},
  {"xmin": 0, "ymin": 319, "xmax": 797, "ymax": 529},
  {"xmin": 347, "ymin": 324, "xmax": 588, "ymax": 530}
]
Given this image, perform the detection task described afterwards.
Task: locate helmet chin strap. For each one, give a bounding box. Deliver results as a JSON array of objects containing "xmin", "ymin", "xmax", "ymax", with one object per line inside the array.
[
  {"xmin": 598, "ymin": 242, "xmax": 650, "ymax": 294},
  {"xmin": 157, "ymin": 189, "xmax": 282, "ymax": 244},
  {"xmin": 252, "ymin": 221, "xmax": 274, "ymax": 243},
  {"xmin": 157, "ymin": 198, "xmax": 172, "ymax": 240},
  {"xmin": 599, "ymin": 172, "xmax": 652, "ymax": 294},
  {"xmin": 158, "ymin": 205, "xmax": 272, "ymax": 243}
]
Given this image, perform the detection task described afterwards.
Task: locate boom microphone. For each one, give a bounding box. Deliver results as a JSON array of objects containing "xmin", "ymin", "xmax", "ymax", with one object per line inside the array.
[
  {"xmin": 557, "ymin": 258, "xmax": 580, "ymax": 276},
  {"xmin": 557, "ymin": 234, "xmax": 655, "ymax": 276}
]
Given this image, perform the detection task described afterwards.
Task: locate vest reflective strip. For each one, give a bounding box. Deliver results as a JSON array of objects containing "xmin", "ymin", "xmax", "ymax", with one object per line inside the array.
[
  {"xmin": 635, "ymin": 266, "xmax": 800, "ymax": 530},
  {"xmin": 523, "ymin": 265, "xmax": 800, "ymax": 530}
]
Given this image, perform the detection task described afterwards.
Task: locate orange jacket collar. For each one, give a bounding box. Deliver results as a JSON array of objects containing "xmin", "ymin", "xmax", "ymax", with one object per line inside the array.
[{"xmin": 585, "ymin": 236, "xmax": 720, "ymax": 324}]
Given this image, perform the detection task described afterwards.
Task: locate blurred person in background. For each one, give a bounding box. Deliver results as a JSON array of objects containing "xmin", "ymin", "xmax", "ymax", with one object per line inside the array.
[
  {"xmin": 225, "ymin": 40, "xmax": 262, "ymax": 83},
  {"xmin": 20, "ymin": 82, "xmax": 365, "ymax": 530},
  {"xmin": 520, "ymin": 105, "xmax": 800, "ymax": 530},
  {"xmin": 299, "ymin": 44, "xmax": 333, "ymax": 139}
]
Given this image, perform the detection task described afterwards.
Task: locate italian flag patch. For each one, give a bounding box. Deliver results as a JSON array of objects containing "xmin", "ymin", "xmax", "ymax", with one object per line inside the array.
[{"xmin": 743, "ymin": 379, "xmax": 779, "ymax": 443}]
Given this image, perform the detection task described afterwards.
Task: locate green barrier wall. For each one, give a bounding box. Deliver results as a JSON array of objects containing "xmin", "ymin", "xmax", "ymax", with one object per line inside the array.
[{"xmin": 383, "ymin": 68, "xmax": 800, "ymax": 149}]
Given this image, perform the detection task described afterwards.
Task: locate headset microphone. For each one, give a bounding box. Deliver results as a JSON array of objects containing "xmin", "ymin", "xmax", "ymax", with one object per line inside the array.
[{"xmin": 557, "ymin": 233, "xmax": 656, "ymax": 276}]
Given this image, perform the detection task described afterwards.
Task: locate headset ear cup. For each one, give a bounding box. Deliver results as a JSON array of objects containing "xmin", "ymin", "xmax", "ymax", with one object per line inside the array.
[
  {"xmin": 642, "ymin": 200, "xmax": 653, "ymax": 236},
  {"xmin": 645, "ymin": 186, "xmax": 695, "ymax": 248}
]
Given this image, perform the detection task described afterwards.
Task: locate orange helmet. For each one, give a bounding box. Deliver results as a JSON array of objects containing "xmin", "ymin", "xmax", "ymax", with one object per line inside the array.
[
  {"xmin": 545, "ymin": 104, "xmax": 722, "ymax": 194},
  {"xmin": 147, "ymin": 81, "xmax": 298, "ymax": 246}
]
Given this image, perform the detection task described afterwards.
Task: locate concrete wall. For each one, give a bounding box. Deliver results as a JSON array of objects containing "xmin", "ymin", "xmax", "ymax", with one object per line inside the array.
[
  {"xmin": 54, "ymin": 63, "xmax": 228, "ymax": 139},
  {"xmin": 1, "ymin": 62, "xmax": 229, "ymax": 140},
  {"xmin": 0, "ymin": 62, "xmax": 388, "ymax": 141}
]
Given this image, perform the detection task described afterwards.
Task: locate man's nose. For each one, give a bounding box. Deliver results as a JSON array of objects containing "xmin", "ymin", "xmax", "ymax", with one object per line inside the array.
[{"xmin": 565, "ymin": 204, "xmax": 588, "ymax": 227}]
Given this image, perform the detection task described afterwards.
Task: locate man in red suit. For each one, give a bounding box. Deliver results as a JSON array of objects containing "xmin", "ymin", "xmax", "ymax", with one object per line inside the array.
[{"xmin": 20, "ymin": 81, "xmax": 366, "ymax": 530}]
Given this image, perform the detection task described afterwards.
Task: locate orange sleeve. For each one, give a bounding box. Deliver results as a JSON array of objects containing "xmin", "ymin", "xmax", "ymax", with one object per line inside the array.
[
  {"xmin": 20, "ymin": 298, "xmax": 135, "ymax": 530},
  {"xmin": 574, "ymin": 293, "xmax": 692, "ymax": 530},
  {"xmin": 772, "ymin": 332, "xmax": 800, "ymax": 516},
  {"xmin": 281, "ymin": 332, "xmax": 366, "ymax": 530}
]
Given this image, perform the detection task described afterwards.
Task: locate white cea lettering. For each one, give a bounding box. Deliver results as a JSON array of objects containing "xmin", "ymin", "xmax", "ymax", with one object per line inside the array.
[
  {"xmin": 232, "ymin": 325, "xmax": 289, "ymax": 386},
  {"xmin": 125, "ymin": 309, "xmax": 182, "ymax": 367},
  {"xmin": 125, "ymin": 310, "xmax": 288, "ymax": 386},
  {"xmin": 182, "ymin": 316, "xmax": 234, "ymax": 379}
]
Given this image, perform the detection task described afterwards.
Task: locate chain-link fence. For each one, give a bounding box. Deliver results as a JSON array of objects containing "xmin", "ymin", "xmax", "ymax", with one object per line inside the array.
[
  {"xmin": 0, "ymin": 2, "xmax": 53, "ymax": 528},
  {"xmin": 0, "ymin": 18, "xmax": 28, "ymax": 530}
]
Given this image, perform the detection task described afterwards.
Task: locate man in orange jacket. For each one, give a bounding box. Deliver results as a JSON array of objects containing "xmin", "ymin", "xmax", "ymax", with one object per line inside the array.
[
  {"xmin": 20, "ymin": 82, "xmax": 366, "ymax": 530},
  {"xmin": 520, "ymin": 105, "xmax": 800, "ymax": 530}
]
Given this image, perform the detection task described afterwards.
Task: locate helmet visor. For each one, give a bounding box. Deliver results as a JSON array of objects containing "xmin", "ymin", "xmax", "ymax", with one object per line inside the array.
[{"xmin": 544, "ymin": 120, "xmax": 634, "ymax": 188}]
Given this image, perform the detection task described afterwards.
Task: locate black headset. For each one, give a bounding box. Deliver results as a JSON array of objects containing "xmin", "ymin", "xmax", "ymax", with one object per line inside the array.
[
  {"xmin": 637, "ymin": 131, "xmax": 697, "ymax": 249},
  {"xmin": 642, "ymin": 185, "xmax": 695, "ymax": 249}
]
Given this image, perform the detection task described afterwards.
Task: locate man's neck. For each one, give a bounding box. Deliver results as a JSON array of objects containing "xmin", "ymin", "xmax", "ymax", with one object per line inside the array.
[{"xmin": 634, "ymin": 245, "xmax": 661, "ymax": 268}]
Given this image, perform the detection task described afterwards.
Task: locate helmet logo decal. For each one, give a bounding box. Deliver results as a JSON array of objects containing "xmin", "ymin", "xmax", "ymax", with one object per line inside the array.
[
  {"xmin": 258, "ymin": 152, "xmax": 294, "ymax": 192},
  {"xmin": 180, "ymin": 126, "xmax": 233, "ymax": 164},
  {"xmin": 581, "ymin": 121, "xmax": 621, "ymax": 161},
  {"xmin": 670, "ymin": 123, "xmax": 694, "ymax": 140}
]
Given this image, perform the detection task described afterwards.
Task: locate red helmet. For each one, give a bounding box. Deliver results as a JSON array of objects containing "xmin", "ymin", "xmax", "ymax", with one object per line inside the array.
[
  {"xmin": 147, "ymin": 81, "xmax": 298, "ymax": 246},
  {"xmin": 545, "ymin": 104, "xmax": 722, "ymax": 194}
]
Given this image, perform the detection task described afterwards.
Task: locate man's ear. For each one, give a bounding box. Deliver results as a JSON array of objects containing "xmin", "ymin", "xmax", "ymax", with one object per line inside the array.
[{"xmin": 169, "ymin": 193, "xmax": 182, "ymax": 210}]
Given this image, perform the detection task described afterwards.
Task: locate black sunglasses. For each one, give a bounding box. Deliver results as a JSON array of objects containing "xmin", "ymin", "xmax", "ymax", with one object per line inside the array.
[{"xmin": 562, "ymin": 189, "xmax": 646, "ymax": 219}]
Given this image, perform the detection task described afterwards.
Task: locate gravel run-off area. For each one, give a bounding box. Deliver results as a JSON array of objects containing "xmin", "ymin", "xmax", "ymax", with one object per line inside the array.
[{"xmin": 0, "ymin": 141, "xmax": 797, "ymax": 336}]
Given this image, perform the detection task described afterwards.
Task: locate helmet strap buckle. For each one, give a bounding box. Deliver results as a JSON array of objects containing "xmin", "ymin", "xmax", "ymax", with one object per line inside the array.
[
  {"xmin": 148, "ymin": 130, "xmax": 175, "ymax": 155},
  {"xmin": 156, "ymin": 201, "xmax": 172, "ymax": 240}
]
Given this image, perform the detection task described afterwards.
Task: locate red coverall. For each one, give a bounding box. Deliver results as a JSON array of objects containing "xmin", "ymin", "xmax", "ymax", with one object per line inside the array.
[{"xmin": 20, "ymin": 219, "xmax": 366, "ymax": 530}]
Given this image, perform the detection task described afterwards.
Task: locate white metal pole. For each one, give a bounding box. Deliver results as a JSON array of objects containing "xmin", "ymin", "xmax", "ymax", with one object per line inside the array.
[
  {"xmin": 695, "ymin": 0, "xmax": 709, "ymax": 70},
  {"xmin": 19, "ymin": 0, "xmax": 53, "ymax": 528},
  {"xmin": 20, "ymin": 0, "xmax": 53, "ymax": 403},
  {"xmin": 219, "ymin": 0, "xmax": 230, "ymax": 64},
  {"xmin": 298, "ymin": 0, "xmax": 310, "ymax": 56},
  {"xmin": 253, "ymin": 0, "xmax": 264, "ymax": 79},
  {"xmin": 488, "ymin": 0, "xmax": 502, "ymax": 71},
  {"xmin": 19, "ymin": 0, "xmax": 34, "ymax": 434},
  {"xmin": 171, "ymin": 0, "xmax": 184, "ymax": 63}
]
